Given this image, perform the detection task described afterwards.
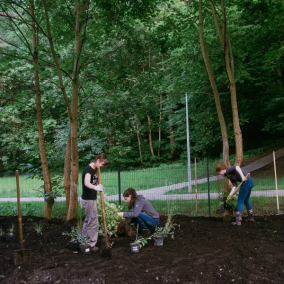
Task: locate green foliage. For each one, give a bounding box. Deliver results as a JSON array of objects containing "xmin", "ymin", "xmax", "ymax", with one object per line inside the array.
[
  {"xmin": 62, "ymin": 225, "xmax": 81, "ymax": 242},
  {"xmin": 154, "ymin": 211, "xmax": 178, "ymax": 239},
  {"xmin": 219, "ymin": 191, "xmax": 238, "ymax": 213},
  {"xmin": 97, "ymin": 195, "xmax": 122, "ymax": 236},
  {"xmin": 79, "ymin": 233, "xmax": 89, "ymax": 247},
  {"xmin": 8, "ymin": 223, "xmax": 15, "ymax": 234},
  {"xmin": 34, "ymin": 223, "xmax": 43, "ymax": 234},
  {"xmin": 133, "ymin": 224, "xmax": 148, "ymax": 248}
]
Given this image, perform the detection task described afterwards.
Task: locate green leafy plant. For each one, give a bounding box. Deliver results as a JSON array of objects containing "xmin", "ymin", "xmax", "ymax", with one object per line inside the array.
[
  {"xmin": 133, "ymin": 224, "xmax": 148, "ymax": 248},
  {"xmin": 97, "ymin": 194, "xmax": 122, "ymax": 237},
  {"xmin": 34, "ymin": 223, "xmax": 43, "ymax": 234},
  {"xmin": 220, "ymin": 190, "xmax": 238, "ymax": 213},
  {"xmin": 154, "ymin": 211, "xmax": 179, "ymax": 239},
  {"xmin": 9, "ymin": 223, "xmax": 15, "ymax": 234},
  {"xmin": 79, "ymin": 233, "xmax": 89, "ymax": 247},
  {"xmin": 62, "ymin": 225, "xmax": 81, "ymax": 242}
]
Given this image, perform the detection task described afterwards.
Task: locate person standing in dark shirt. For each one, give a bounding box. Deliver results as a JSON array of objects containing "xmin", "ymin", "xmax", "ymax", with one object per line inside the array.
[
  {"xmin": 216, "ymin": 164, "xmax": 255, "ymax": 225},
  {"xmin": 81, "ymin": 153, "xmax": 108, "ymax": 251}
]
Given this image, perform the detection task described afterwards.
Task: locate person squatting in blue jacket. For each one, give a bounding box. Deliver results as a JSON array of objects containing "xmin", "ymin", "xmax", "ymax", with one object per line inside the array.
[
  {"xmin": 216, "ymin": 164, "xmax": 255, "ymax": 225},
  {"xmin": 117, "ymin": 188, "xmax": 160, "ymax": 237}
]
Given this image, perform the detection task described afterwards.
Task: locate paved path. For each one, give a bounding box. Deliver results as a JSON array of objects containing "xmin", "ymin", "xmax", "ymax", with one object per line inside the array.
[
  {"xmin": 1, "ymin": 189, "xmax": 283, "ymax": 202},
  {"xmin": 1, "ymin": 148, "xmax": 283, "ymax": 202}
]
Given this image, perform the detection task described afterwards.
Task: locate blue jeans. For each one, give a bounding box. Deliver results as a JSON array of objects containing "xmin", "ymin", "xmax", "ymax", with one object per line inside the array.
[
  {"xmin": 134, "ymin": 212, "xmax": 159, "ymax": 231},
  {"xmin": 237, "ymin": 177, "xmax": 254, "ymax": 212}
]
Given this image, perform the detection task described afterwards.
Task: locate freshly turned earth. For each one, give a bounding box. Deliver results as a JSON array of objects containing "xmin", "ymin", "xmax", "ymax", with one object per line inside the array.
[{"xmin": 0, "ymin": 214, "xmax": 284, "ymax": 284}]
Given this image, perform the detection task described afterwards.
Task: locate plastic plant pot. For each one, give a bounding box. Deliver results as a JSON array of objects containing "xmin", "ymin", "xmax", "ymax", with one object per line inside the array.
[
  {"xmin": 80, "ymin": 245, "xmax": 91, "ymax": 255},
  {"xmin": 68, "ymin": 241, "xmax": 80, "ymax": 251},
  {"xmin": 130, "ymin": 243, "xmax": 140, "ymax": 253},
  {"xmin": 153, "ymin": 236, "xmax": 164, "ymax": 246}
]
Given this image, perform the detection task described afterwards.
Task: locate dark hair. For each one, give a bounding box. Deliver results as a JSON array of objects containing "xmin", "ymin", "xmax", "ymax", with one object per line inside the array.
[
  {"xmin": 123, "ymin": 188, "xmax": 138, "ymax": 209},
  {"xmin": 216, "ymin": 163, "xmax": 227, "ymax": 172},
  {"xmin": 94, "ymin": 153, "xmax": 108, "ymax": 166}
]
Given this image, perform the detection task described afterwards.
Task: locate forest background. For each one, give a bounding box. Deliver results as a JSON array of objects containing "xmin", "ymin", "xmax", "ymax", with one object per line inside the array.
[{"xmin": 0, "ymin": 0, "xmax": 284, "ymax": 220}]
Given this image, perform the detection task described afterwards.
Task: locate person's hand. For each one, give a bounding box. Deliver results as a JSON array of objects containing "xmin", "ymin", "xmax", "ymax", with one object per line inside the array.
[
  {"xmin": 94, "ymin": 184, "xmax": 104, "ymax": 191},
  {"xmin": 117, "ymin": 212, "xmax": 123, "ymax": 218}
]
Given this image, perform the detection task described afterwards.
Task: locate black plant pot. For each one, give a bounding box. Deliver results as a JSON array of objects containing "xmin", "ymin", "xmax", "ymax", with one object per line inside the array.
[
  {"xmin": 153, "ymin": 236, "xmax": 163, "ymax": 246},
  {"xmin": 68, "ymin": 241, "xmax": 80, "ymax": 251},
  {"xmin": 4, "ymin": 233, "xmax": 14, "ymax": 243},
  {"xmin": 130, "ymin": 243, "xmax": 140, "ymax": 253},
  {"xmin": 80, "ymin": 245, "xmax": 91, "ymax": 255}
]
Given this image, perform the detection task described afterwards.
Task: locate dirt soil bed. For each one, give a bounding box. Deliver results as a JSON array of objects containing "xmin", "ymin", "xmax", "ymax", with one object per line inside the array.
[{"xmin": 1, "ymin": 214, "xmax": 284, "ymax": 284}]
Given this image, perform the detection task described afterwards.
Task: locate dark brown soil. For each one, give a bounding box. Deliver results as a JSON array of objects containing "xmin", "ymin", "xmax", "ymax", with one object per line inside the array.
[{"xmin": 1, "ymin": 215, "xmax": 284, "ymax": 284}]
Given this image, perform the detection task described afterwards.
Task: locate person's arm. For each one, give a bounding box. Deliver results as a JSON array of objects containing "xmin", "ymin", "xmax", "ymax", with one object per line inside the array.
[
  {"xmin": 235, "ymin": 166, "xmax": 247, "ymax": 181},
  {"xmin": 121, "ymin": 200, "xmax": 143, "ymax": 218},
  {"xmin": 84, "ymin": 173, "xmax": 104, "ymax": 191}
]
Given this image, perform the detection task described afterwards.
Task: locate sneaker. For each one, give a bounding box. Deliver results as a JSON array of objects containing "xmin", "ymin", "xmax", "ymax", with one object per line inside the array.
[{"xmin": 90, "ymin": 246, "xmax": 99, "ymax": 252}]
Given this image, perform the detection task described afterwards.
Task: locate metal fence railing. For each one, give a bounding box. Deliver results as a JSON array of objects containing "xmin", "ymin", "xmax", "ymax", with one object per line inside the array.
[{"xmin": 0, "ymin": 159, "xmax": 283, "ymax": 218}]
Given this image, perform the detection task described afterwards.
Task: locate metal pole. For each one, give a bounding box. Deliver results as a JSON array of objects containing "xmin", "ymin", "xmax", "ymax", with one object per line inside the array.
[
  {"xmin": 118, "ymin": 167, "xmax": 121, "ymax": 206},
  {"xmin": 207, "ymin": 158, "xmax": 211, "ymax": 217},
  {"xmin": 185, "ymin": 93, "xmax": 192, "ymax": 192}
]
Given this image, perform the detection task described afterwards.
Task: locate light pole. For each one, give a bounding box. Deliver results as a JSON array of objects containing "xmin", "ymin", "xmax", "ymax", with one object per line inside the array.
[{"xmin": 185, "ymin": 93, "xmax": 192, "ymax": 192}]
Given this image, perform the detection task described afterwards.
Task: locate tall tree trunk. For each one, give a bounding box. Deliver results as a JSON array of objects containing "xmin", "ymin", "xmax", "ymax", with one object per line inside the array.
[
  {"xmin": 147, "ymin": 115, "xmax": 157, "ymax": 162},
  {"xmin": 199, "ymin": 0, "xmax": 230, "ymax": 166},
  {"xmin": 30, "ymin": 0, "xmax": 53, "ymax": 221},
  {"xmin": 136, "ymin": 124, "xmax": 144, "ymax": 166},
  {"xmin": 66, "ymin": 3, "xmax": 83, "ymax": 221},
  {"xmin": 169, "ymin": 115, "xmax": 176, "ymax": 157}
]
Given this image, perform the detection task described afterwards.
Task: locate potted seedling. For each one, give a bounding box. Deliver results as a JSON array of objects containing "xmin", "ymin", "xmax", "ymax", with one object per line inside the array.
[
  {"xmin": 0, "ymin": 228, "xmax": 4, "ymax": 242},
  {"xmin": 130, "ymin": 224, "xmax": 148, "ymax": 253},
  {"xmin": 4, "ymin": 223, "xmax": 15, "ymax": 242},
  {"xmin": 152, "ymin": 212, "xmax": 178, "ymax": 246},
  {"xmin": 62, "ymin": 225, "xmax": 81, "ymax": 251},
  {"xmin": 34, "ymin": 223, "xmax": 44, "ymax": 237},
  {"xmin": 79, "ymin": 233, "xmax": 91, "ymax": 255}
]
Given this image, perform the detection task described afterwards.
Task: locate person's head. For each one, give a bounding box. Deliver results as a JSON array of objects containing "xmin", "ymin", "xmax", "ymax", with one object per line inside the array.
[
  {"xmin": 94, "ymin": 153, "xmax": 108, "ymax": 168},
  {"xmin": 216, "ymin": 163, "xmax": 227, "ymax": 176},
  {"xmin": 123, "ymin": 188, "xmax": 138, "ymax": 208}
]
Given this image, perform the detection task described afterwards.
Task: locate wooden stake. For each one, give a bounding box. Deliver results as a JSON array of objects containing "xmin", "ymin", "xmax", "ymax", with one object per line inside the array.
[
  {"xmin": 195, "ymin": 158, "xmax": 198, "ymax": 213},
  {"xmin": 97, "ymin": 168, "xmax": 108, "ymax": 238},
  {"xmin": 273, "ymin": 151, "xmax": 280, "ymax": 214}
]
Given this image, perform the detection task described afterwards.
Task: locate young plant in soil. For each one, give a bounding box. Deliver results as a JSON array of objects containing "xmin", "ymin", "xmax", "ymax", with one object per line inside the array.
[
  {"xmin": 34, "ymin": 223, "xmax": 44, "ymax": 235},
  {"xmin": 133, "ymin": 224, "xmax": 148, "ymax": 249},
  {"xmin": 8, "ymin": 223, "xmax": 15, "ymax": 235},
  {"xmin": 154, "ymin": 212, "xmax": 178, "ymax": 239},
  {"xmin": 62, "ymin": 225, "xmax": 81, "ymax": 243},
  {"xmin": 79, "ymin": 233, "xmax": 89, "ymax": 248}
]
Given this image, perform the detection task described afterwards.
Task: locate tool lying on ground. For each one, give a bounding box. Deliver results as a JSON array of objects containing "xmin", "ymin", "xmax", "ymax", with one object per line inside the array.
[
  {"xmin": 97, "ymin": 168, "xmax": 112, "ymax": 257},
  {"xmin": 226, "ymin": 173, "xmax": 250, "ymax": 202},
  {"xmin": 14, "ymin": 170, "xmax": 31, "ymax": 265}
]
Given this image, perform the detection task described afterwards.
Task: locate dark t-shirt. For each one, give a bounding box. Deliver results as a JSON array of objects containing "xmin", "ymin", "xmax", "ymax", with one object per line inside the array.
[
  {"xmin": 81, "ymin": 165, "xmax": 98, "ymax": 200},
  {"xmin": 225, "ymin": 166, "xmax": 248, "ymax": 187}
]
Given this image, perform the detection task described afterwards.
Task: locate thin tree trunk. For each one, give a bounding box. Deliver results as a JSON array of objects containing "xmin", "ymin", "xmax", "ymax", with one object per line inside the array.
[
  {"xmin": 66, "ymin": 3, "xmax": 83, "ymax": 221},
  {"xmin": 169, "ymin": 118, "xmax": 175, "ymax": 157},
  {"xmin": 199, "ymin": 0, "xmax": 230, "ymax": 166},
  {"xmin": 136, "ymin": 124, "xmax": 144, "ymax": 166},
  {"xmin": 147, "ymin": 115, "xmax": 157, "ymax": 162},
  {"xmin": 64, "ymin": 127, "xmax": 71, "ymax": 216},
  {"xmin": 220, "ymin": 0, "xmax": 243, "ymax": 166},
  {"xmin": 30, "ymin": 0, "xmax": 53, "ymax": 221}
]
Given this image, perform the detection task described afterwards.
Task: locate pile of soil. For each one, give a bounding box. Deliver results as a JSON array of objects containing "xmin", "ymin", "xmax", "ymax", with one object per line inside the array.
[{"xmin": 1, "ymin": 214, "xmax": 284, "ymax": 284}]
